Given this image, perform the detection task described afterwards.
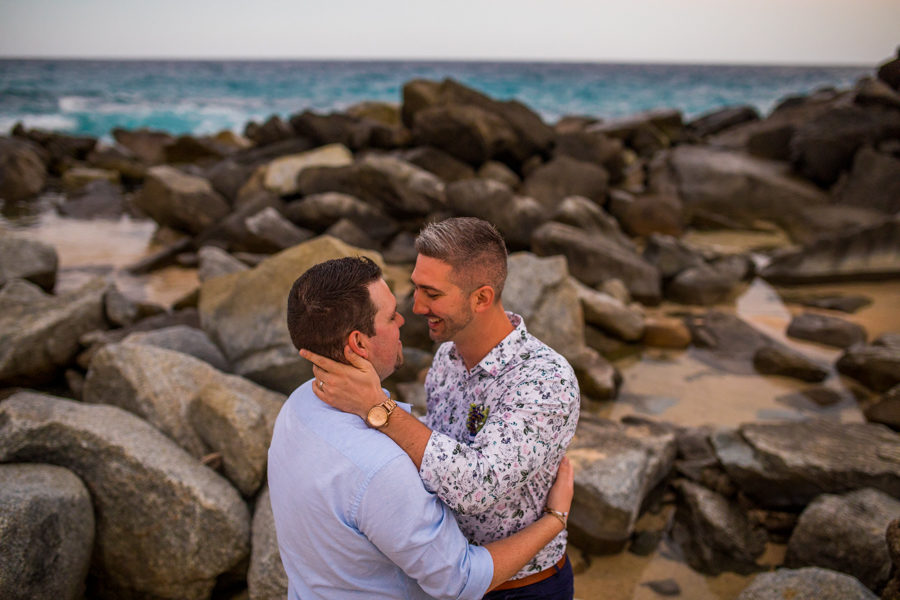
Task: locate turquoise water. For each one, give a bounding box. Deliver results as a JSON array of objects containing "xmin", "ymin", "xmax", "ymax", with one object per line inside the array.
[{"xmin": 0, "ymin": 59, "xmax": 871, "ymax": 140}]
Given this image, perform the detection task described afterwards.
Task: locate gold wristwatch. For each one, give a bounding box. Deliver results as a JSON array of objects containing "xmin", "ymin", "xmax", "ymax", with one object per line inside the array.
[{"xmin": 365, "ymin": 396, "xmax": 397, "ymax": 428}]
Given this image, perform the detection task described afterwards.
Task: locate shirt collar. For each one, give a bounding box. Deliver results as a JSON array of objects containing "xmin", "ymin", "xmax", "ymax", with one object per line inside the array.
[{"xmin": 448, "ymin": 312, "xmax": 528, "ymax": 378}]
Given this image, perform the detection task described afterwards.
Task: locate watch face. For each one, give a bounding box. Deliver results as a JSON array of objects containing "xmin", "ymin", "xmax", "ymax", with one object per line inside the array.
[{"xmin": 367, "ymin": 406, "xmax": 388, "ymax": 428}]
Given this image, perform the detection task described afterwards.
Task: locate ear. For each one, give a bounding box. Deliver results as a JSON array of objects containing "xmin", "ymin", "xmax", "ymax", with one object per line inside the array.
[
  {"xmin": 347, "ymin": 330, "xmax": 370, "ymax": 359},
  {"xmin": 470, "ymin": 285, "xmax": 495, "ymax": 313}
]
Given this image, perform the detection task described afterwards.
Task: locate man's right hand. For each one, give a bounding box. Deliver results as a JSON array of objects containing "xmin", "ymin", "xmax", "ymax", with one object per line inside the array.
[{"xmin": 300, "ymin": 346, "xmax": 385, "ymax": 419}]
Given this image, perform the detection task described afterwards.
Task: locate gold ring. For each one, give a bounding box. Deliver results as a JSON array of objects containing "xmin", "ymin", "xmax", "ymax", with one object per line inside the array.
[{"xmin": 318, "ymin": 380, "xmax": 324, "ymax": 390}]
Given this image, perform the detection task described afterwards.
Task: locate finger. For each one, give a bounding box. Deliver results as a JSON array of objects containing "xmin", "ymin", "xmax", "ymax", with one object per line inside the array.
[{"xmin": 299, "ymin": 349, "xmax": 339, "ymax": 370}]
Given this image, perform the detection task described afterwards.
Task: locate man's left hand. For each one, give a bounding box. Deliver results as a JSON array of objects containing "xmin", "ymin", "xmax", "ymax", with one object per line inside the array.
[{"xmin": 300, "ymin": 346, "xmax": 385, "ymax": 419}]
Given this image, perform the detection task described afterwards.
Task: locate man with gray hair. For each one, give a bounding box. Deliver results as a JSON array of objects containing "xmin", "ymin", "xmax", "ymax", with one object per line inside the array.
[{"xmin": 303, "ymin": 217, "xmax": 580, "ymax": 598}]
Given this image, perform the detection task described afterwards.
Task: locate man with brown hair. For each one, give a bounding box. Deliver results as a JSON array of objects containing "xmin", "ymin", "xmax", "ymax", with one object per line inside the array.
[
  {"xmin": 303, "ymin": 218, "xmax": 580, "ymax": 598},
  {"xmin": 269, "ymin": 255, "xmax": 574, "ymax": 600}
]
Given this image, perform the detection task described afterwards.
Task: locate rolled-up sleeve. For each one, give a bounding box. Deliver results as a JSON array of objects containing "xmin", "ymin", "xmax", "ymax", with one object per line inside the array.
[{"xmin": 358, "ymin": 454, "xmax": 493, "ymax": 600}]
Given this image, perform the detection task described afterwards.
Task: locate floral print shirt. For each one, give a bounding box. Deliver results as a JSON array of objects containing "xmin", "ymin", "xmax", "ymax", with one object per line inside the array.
[{"xmin": 420, "ymin": 313, "xmax": 580, "ymax": 579}]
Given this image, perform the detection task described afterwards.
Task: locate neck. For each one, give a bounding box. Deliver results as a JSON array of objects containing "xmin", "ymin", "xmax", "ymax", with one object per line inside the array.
[{"xmin": 455, "ymin": 305, "xmax": 514, "ymax": 370}]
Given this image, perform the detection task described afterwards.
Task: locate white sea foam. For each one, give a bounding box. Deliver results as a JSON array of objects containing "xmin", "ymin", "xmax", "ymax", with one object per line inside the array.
[{"xmin": 0, "ymin": 114, "xmax": 78, "ymax": 134}]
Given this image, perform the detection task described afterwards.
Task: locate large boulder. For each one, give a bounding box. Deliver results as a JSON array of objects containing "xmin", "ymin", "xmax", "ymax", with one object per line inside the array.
[
  {"xmin": 0, "ymin": 137, "xmax": 47, "ymax": 201},
  {"xmin": 786, "ymin": 312, "xmax": 867, "ymax": 349},
  {"xmin": 687, "ymin": 105, "xmax": 760, "ymax": 138},
  {"xmin": 573, "ymin": 280, "xmax": 644, "ymax": 342},
  {"xmin": 444, "ymin": 178, "xmax": 545, "ymax": 249},
  {"xmin": 789, "ymin": 105, "xmax": 900, "ymax": 187},
  {"xmin": 260, "ymin": 143, "xmax": 353, "ymax": 196},
  {"xmin": 665, "ymin": 145, "xmax": 830, "ymax": 242},
  {"xmin": 248, "ymin": 486, "xmax": 289, "ymax": 600},
  {"xmin": 399, "ymin": 145, "xmax": 476, "ymax": 182},
  {"xmin": 736, "ymin": 567, "xmax": 878, "ymax": 600},
  {"xmin": 567, "ymin": 417, "xmax": 676, "ymax": 553},
  {"xmin": 0, "ymin": 392, "xmax": 250, "ymax": 600},
  {"xmin": 283, "ymin": 192, "xmax": 398, "ymax": 242},
  {"xmin": 836, "ymin": 337, "xmax": 900, "ymax": 393},
  {"xmin": 84, "ymin": 341, "xmax": 282, "ymax": 496},
  {"xmin": 522, "ymin": 156, "xmax": 609, "ymax": 212},
  {"xmin": 0, "ymin": 230, "xmax": 58, "ymax": 291},
  {"xmin": 761, "ymin": 217, "xmax": 900, "ymax": 284},
  {"xmin": 123, "ymin": 324, "xmax": 231, "ymax": 372},
  {"xmin": 502, "ymin": 252, "xmax": 585, "ymax": 363},
  {"xmin": 551, "ymin": 195, "xmax": 636, "ymax": 250},
  {"xmin": 112, "ymin": 128, "xmax": 173, "ymax": 164},
  {"xmin": 0, "ymin": 463, "xmax": 94, "ymax": 600},
  {"xmin": 0, "ymin": 277, "xmax": 109, "ymax": 386},
  {"xmin": 671, "ymin": 479, "xmax": 767, "ymax": 575},
  {"xmin": 296, "ymin": 155, "xmax": 445, "ymax": 218},
  {"xmin": 198, "ymin": 236, "xmax": 385, "ymax": 393},
  {"xmin": 134, "ymin": 165, "xmax": 231, "ymax": 234},
  {"xmin": 711, "ymin": 420, "xmax": 900, "ymax": 508},
  {"xmin": 833, "ymin": 145, "xmax": 900, "ymax": 214},
  {"xmin": 411, "ymin": 104, "xmax": 518, "ymax": 165},
  {"xmin": 785, "ymin": 487, "xmax": 900, "ymax": 592},
  {"xmin": 531, "ymin": 222, "xmax": 661, "ymax": 304}
]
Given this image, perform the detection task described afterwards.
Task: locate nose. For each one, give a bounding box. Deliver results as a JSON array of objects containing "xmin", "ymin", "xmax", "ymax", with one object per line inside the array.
[
  {"xmin": 397, "ymin": 312, "xmax": 405, "ymax": 327},
  {"xmin": 412, "ymin": 289, "xmax": 428, "ymax": 315}
]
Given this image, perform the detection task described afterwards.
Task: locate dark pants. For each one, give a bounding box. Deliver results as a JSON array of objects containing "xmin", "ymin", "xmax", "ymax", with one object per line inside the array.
[{"xmin": 482, "ymin": 555, "xmax": 574, "ymax": 600}]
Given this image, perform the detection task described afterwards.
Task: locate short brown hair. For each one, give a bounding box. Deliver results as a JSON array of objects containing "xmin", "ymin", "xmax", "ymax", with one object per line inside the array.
[
  {"xmin": 286, "ymin": 256, "xmax": 382, "ymax": 362},
  {"xmin": 415, "ymin": 217, "xmax": 508, "ymax": 297}
]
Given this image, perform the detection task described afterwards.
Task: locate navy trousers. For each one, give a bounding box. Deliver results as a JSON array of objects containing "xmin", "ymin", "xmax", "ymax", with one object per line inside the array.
[{"xmin": 482, "ymin": 555, "xmax": 574, "ymax": 600}]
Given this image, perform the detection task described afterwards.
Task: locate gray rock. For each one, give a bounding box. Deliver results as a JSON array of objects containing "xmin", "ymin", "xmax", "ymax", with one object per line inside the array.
[
  {"xmin": 0, "ymin": 392, "xmax": 250, "ymax": 600},
  {"xmin": 687, "ymin": 105, "xmax": 760, "ymax": 138},
  {"xmin": 836, "ymin": 340, "xmax": 900, "ymax": 393},
  {"xmin": 244, "ymin": 114, "xmax": 294, "ymax": 147},
  {"xmin": 665, "ymin": 260, "xmax": 744, "ymax": 306},
  {"xmin": 198, "ymin": 245, "xmax": 249, "ymax": 282},
  {"xmin": 324, "ymin": 218, "xmax": 379, "ymax": 250},
  {"xmin": 686, "ymin": 311, "xmax": 803, "ymax": 375},
  {"xmin": 399, "ymin": 145, "xmax": 476, "ymax": 182},
  {"xmin": 833, "ymin": 145, "xmax": 900, "ymax": 214},
  {"xmin": 282, "ymin": 191, "xmax": 398, "ymax": 241},
  {"xmin": 134, "ymin": 165, "xmax": 231, "ymax": 234},
  {"xmin": 84, "ymin": 341, "xmax": 282, "ymax": 496},
  {"xmin": 444, "ymin": 178, "xmax": 545, "ymax": 248},
  {"xmin": 779, "ymin": 291, "xmax": 872, "ymax": 314},
  {"xmin": 296, "ymin": 155, "xmax": 445, "ymax": 218},
  {"xmin": 552, "ymin": 195, "xmax": 635, "ymax": 251},
  {"xmin": 864, "ymin": 384, "xmax": 900, "ymax": 430},
  {"xmin": 642, "ymin": 234, "xmax": 707, "ymax": 280},
  {"xmin": 736, "ymin": 567, "xmax": 878, "ymax": 600},
  {"xmin": 124, "ymin": 325, "xmax": 231, "ymax": 371},
  {"xmin": 666, "ymin": 145, "xmax": 830, "ymax": 243},
  {"xmin": 198, "ymin": 235, "xmax": 386, "ymax": 393},
  {"xmin": 567, "ymin": 417, "xmax": 676, "ymax": 553},
  {"xmin": 0, "ymin": 137, "xmax": 47, "ymax": 201},
  {"xmin": 553, "ymin": 130, "xmax": 625, "ymax": 182},
  {"xmin": 0, "ymin": 230, "xmax": 58, "ymax": 291},
  {"xmin": 588, "ymin": 108, "xmax": 684, "ymax": 155},
  {"xmin": 502, "ymin": 252, "xmax": 586, "ymax": 363},
  {"xmin": 112, "ymin": 127, "xmax": 173, "ymax": 164},
  {"xmin": 608, "ymin": 192, "xmax": 685, "ymax": 238},
  {"xmin": 785, "ymin": 488, "xmax": 899, "ymax": 592},
  {"xmin": 248, "ymin": 486, "xmax": 289, "ymax": 600},
  {"xmin": 787, "ymin": 312, "xmax": 867, "ymax": 348},
  {"xmin": 712, "ymin": 420, "xmax": 900, "ymax": 508},
  {"xmin": 0, "ymin": 277, "xmax": 109, "ymax": 386},
  {"xmin": 752, "ymin": 344, "xmax": 829, "ymax": 382},
  {"xmin": 531, "ymin": 222, "xmax": 661, "ymax": 304},
  {"xmin": 790, "ymin": 105, "xmax": 900, "ymax": 187},
  {"xmin": 574, "ymin": 280, "xmax": 644, "ymax": 342},
  {"xmin": 260, "ymin": 143, "xmax": 353, "ymax": 196},
  {"xmin": 103, "ymin": 284, "xmax": 139, "ymax": 327},
  {"xmin": 522, "ymin": 156, "xmax": 609, "ymax": 212},
  {"xmin": 477, "ymin": 160, "xmax": 520, "ymax": 188},
  {"xmin": 412, "ymin": 103, "xmax": 518, "ymax": 164},
  {"xmin": 569, "ymin": 348, "xmax": 621, "ymax": 400},
  {"xmin": 0, "ymin": 463, "xmax": 94, "ymax": 600},
  {"xmin": 761, "ymin": 217, "xmax": 900, "ymax": 284},
  {"xmin": 672, "ymin": 479, "xmax": 767, "ymax": 575},
  {"xmin": 244, "ymin": 206, "xmax": 314, "ymax": 252}
]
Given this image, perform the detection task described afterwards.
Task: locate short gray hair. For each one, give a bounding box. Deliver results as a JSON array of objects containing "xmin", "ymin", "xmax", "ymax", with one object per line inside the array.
[{"xmin": 415, "ymin": 217, "xmax": 507, "ymax": 297}]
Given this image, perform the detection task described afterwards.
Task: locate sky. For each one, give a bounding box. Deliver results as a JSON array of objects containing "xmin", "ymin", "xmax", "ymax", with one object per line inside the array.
[{"xmin": 0, "ymin": 0, "xmax": 897, "ymax": 66}]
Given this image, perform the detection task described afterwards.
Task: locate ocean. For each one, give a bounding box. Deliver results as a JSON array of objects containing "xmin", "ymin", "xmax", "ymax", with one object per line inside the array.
[{"xmin": 0, "ymin": 58, "xmax": 872, "ymax": 142}]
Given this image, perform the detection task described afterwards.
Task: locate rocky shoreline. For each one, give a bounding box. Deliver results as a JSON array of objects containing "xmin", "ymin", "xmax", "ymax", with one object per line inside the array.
[{"xmin": 2, "ymin": 51, "xmax": 900, "ymax": 599}]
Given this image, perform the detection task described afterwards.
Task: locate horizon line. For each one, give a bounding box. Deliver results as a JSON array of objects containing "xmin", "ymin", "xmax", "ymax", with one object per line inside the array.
[{"xmin": 0, "ymin": 53, "xmax": 877, "ymax": 70}]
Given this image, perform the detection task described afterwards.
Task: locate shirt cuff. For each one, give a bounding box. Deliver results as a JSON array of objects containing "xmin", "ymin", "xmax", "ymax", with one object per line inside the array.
[{"xmin": 418, "ymin": 428, "xmax": 454, "ymax": 495}]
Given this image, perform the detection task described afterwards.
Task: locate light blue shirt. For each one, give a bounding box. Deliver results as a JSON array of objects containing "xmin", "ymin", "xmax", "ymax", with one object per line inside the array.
[{"xmin": 268, "ymin": 380, "xmax": 494, "ymax": 600}]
